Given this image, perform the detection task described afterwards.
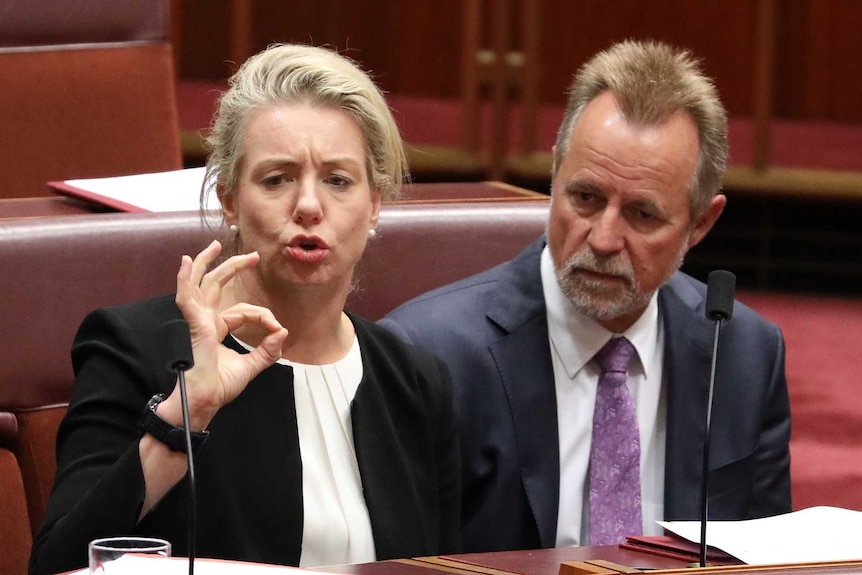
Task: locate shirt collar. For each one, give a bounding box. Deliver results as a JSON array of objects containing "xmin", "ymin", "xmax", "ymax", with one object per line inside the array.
[{"xmin": 540, "ymin": 245, "xmax": 660, "ymax": 380}]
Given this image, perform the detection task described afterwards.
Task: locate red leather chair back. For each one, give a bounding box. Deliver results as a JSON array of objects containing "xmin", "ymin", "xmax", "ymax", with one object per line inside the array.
[
  {"xmin": 0, "ymin": 413, "xmax": 31, "ymax": 575},
  {"xmin": 0, "ymin": 0, "xmax": 182, "ymax": 198}
]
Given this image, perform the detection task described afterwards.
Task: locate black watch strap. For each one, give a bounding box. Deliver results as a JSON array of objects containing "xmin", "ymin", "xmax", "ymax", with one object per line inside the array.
[{"xmin": 139, "ymin": 393, "xmax": 209, "ymax": 453}]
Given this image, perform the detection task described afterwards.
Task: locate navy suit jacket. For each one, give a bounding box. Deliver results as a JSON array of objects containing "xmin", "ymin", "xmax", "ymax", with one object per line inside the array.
[{"xmin": 380, "ymin": 237, "xmax": 791, "ymax": 553}]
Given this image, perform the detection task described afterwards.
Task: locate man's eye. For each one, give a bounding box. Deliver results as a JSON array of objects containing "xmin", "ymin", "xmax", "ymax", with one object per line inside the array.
[
  {"xmin": 575, "ymin": 191, "xmax": 595, "ymax": 203},
  {"xmin": 637, "ymin": 209, "xmax": 655, "ymax": 220}
]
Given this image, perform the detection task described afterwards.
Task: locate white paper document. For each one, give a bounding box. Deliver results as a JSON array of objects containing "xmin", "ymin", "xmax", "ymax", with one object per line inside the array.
[
  {"xmin": 659, "ymin": 506, "xmax": 862, "ymax": 565},
  {"xmin": 50, "ymin": 167, "xmax": 216, "ymax": 213}
]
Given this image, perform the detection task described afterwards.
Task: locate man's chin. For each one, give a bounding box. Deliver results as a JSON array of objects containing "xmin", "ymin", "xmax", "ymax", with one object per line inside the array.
[
  {"xmin": 572, "ymin": 301, "xmax": 625, "ymax": 323},
  {"xmin": 566, "ymin": 282, "xmax": 644, "ymax": 320},
  {"xmin": 568, "ymin": 290, "xmax": 626, "ymax": 318},
  {"xmin": 566, "ymin": 278, "xmax": 627, "ymax": 302}
]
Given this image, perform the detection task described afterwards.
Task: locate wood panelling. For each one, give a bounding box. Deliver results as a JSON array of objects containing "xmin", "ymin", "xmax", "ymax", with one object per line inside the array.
[
  {"xmin": 775, "ymin": 0, "xmax": 862, "ymax": 122},
  {"xmin": 533, "ymin": 0, "xmax": 758, "ymax": 115},
  {"xmin": 174, "ymin": 0, "xmax": 862, "ymax": 122}
]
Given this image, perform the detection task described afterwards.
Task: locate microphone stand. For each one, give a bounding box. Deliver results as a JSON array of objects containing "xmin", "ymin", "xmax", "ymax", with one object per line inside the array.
[
  {"xmin": 699, "ymin": 270, "xmax": 736, "ymax": 568},
  {"xmin": 176, "ymin": 367, "xmax": 198, "ymax": 575},
  {"xmin": 699, "ymin": 318, "xmax": 723, "ymax": 568},
  {"xmin": 164, "ymin": 319, "xmax": 199, "ymax": 575}
]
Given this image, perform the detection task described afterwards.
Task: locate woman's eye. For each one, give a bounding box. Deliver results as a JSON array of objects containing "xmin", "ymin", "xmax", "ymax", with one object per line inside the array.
[
  {"xmin": 263, "ymin": 174, "xmax": 285, "ymax": 187},
  {"xmin": 327, "ymin": 174, "xmax": 352, "ymax": 187}
]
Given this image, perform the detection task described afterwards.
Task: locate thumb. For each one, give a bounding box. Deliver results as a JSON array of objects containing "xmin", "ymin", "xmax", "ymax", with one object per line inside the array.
[{"xmin": 240, "ymin": 327, "xmax": 289, "ymax": 379}]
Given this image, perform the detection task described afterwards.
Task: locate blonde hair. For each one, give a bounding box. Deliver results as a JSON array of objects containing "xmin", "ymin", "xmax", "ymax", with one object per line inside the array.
[
  {"xmin": 201, "ymin": 43, "xmax": 408, "ymax": 210},
  {"xmin": 554, "ymin": 40, "xmax": 728, "ymax": 218}
]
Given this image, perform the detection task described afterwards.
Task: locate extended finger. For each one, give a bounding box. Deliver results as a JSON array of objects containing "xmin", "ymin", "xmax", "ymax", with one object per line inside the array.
[
  {"xmin": 199, "ymin": 251, "xmax": 261, "ymax": 293},
  {"xmin": 176, "ymin": 240, "xmax": 222, "ymax": 310},
  {"xmin": 176, "ymin": 253, "xmax": 194, "ymax": 296},
  {"xmin": 189, "ymin": 240, "xmax": 224, "ymax": 287}
]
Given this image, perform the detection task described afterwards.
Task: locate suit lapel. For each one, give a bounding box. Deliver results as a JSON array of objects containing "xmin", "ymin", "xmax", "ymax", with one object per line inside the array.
[
  {"xmin": 487, "ymin": 238, "xmax": 561, "ymax": 548},
  {"xmin": 660, "ymin": 274, "xmax": 714, "ymax": 519}
]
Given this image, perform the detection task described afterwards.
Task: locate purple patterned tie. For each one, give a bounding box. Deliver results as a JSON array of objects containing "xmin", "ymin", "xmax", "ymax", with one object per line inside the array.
[{"xmin": 589, "ymin": 337, "xmax": 642, "ymax": 545}]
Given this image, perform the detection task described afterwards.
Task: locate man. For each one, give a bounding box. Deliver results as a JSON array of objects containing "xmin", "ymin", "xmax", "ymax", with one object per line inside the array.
[{"xmin": 380, "ymin": 40, "xmax": 791, "ymax": 553}]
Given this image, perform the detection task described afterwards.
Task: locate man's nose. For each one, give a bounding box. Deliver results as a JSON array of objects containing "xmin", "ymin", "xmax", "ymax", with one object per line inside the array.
[{"xmin": 587, "ymin": 210, "xmax": 625, "ymax": 255}]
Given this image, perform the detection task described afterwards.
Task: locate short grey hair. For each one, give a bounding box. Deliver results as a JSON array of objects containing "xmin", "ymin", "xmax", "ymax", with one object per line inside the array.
[{"xmin": 553, "ymin": 40, "xmax": 728, "ymax": 218}]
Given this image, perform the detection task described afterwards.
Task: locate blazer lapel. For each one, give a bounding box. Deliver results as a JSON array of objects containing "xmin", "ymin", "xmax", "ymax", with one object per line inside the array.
[
  {"xmin": 349, "ymin": 326, "xmax": 426, "ymax": 560},
  {"xmin": 486, "ymin": 238, "xmax": 561, "ymax": 548},
  {"xmin": 660, "ymin": 274, "xmax": 715, "ymax": 520}
]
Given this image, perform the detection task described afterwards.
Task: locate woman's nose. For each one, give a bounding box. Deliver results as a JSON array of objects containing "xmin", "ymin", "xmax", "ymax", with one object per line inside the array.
[{"xmin": 292, "ymin": 179, "xmax": 323, "ymax": 224}]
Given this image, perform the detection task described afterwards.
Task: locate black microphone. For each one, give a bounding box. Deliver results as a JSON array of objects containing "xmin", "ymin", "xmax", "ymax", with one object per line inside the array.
[
  {"xmin": 164, "ymin": 318, "xmax": 195, "ymax": 372},
  {"xmin": 698, "ymin": 270, "xmax": 736, "ymax": 567},
  {"xmin": 706, "ymin": 270, "xmax": 736, "ymax": 322},
  {"xmin": 162, "ymin": 319, "xmax": 198, "ymax": 575}
]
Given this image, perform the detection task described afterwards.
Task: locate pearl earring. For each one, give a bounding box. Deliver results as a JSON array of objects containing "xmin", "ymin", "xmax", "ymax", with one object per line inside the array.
[
  {"xmin": 229, "ymin": 224, "xmax": 239, "ymax": 234},
  {"xmin": 368, "ymin": 228, "xmax": 377, "ymax": 239}
]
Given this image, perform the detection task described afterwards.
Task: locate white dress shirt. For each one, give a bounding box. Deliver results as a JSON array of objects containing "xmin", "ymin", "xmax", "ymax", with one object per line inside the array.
[{"xmin": 540, "ymin": 247, "xmax": 667, "ymax": 547}]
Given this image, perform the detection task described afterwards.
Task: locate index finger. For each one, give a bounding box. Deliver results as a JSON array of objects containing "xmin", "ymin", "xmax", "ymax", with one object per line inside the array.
[
  {"xmin": 199, "ymin": 251, "xmax": 261, "ymax": 292},
  {"xmin": 188, "ymin": 240, "xmax": 223, "ymax": 287}
]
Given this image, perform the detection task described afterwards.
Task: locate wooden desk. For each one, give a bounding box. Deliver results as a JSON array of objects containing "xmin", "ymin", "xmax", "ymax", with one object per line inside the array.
[
  {"xmin": 311, "ymin": 548, "xmax": 862, "ymax": 575},
  {"xmin": 424, "ymin": 547, "xmax": 689, "ymax": 575},
  {"xmin": 313, "ymin": 547, "xmax": 689, "ymax": 575},
  {"xmin": 1, "ymin": 182, "xmax": 545, "ymax": 219},
  {"xmin": 0, "ymin": 196, "xmax": 108, "ymax": 219},
  {"xmin": 54, "ymin": 548, "xmax": 862, "ymax": 575}
]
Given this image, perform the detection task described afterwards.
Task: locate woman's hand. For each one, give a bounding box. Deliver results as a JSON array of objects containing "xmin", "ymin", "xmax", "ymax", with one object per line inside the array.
[
  {"xmin": 139, "ymin": 240, "xmax": 287, "ymax": 518},
  {"xmin": 170, "ymin": 240, "xmax": 288, "ymax": 429}
]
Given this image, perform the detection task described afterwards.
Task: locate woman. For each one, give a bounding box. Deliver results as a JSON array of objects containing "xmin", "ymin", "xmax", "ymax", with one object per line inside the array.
[{"xmin": 30, "ymin": 44, "xmax": 460, "ymax": 575}]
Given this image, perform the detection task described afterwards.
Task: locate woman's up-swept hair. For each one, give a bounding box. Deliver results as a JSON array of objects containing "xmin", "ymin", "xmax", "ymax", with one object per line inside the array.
[{"xmin": 201, "ymin": 43, "xmax": 408, "ymax": 210}]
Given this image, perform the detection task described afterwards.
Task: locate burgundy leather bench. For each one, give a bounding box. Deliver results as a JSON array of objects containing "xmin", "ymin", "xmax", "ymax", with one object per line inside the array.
[{"xmin": 0, "ymin": 199, "xmax": 549, "ymax": 552}]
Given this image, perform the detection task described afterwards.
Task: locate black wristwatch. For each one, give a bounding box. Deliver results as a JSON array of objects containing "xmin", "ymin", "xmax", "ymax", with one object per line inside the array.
[{"xmin": 139, "ymin": 393, "xmax": 209, "ymax": 453}]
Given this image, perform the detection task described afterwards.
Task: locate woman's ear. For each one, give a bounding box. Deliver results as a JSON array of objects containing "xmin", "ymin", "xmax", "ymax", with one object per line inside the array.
[
  {"xmin": 219, "ymin": 184, "xmax": 237, "ymax": 224},
  {"xmin": 370, "ymin": 187, "xmax": 382, "ymax": 228}
]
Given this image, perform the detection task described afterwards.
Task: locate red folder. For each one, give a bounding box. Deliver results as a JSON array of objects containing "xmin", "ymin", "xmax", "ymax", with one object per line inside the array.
[{"xmin": 620, "ymin": 535, "xmax": 742, "ymax": 566}]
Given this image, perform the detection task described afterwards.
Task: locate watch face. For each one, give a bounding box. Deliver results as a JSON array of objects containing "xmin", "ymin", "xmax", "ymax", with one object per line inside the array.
[
  {"xmin": 147, "ymin": 393, "xmax": 166, "ymax": 411},
  {"xmin": 139, "ymin": 394, "xmax": 207, "ymax": 454}
]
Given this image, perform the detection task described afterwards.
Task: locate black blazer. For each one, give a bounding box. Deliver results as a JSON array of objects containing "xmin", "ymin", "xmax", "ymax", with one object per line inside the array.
[
  {"xmin": 380, "ymin": 237, "xmax": 791, "ymax": 553},
  {"xmin": 31, "ymin": 295, "xmax": 461, "ymax": 575}
]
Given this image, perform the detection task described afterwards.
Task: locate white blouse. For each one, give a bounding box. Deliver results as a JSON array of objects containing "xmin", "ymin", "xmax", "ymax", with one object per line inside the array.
[{"xmin": 233, "ymin": 334, "xmax": 376, "ymax": 567}]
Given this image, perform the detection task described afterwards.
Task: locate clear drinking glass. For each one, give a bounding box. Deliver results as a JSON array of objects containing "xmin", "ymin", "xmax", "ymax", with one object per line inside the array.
[{"xmin": 88, "ymin": 537, "xmax": 171, "ymax": 573}]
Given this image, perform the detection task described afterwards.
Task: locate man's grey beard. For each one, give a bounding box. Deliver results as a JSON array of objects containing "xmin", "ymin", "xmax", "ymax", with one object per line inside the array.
[{"xmin": 555, "ymin": 246, "xmax": 687, "ymax": 323}]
